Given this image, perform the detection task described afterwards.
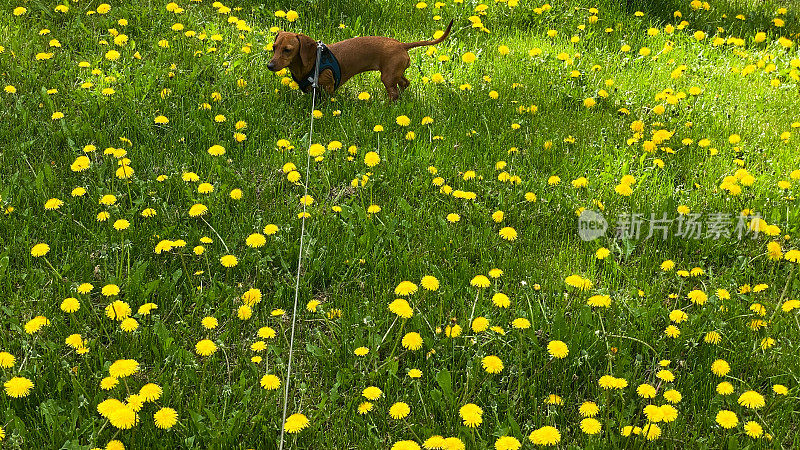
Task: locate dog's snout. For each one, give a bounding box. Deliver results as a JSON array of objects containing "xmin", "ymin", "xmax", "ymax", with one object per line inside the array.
[{"xmin": 267, "ymin": 61, "xmax": 276, "ymax": 71}]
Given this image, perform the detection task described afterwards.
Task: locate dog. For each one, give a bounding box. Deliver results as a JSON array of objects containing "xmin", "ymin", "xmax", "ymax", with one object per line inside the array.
[{"xmin": 268, "ymin": 20, "xmax": 453, "ymax": 101}]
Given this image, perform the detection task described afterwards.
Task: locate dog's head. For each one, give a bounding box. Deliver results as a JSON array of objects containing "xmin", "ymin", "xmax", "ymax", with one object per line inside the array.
[{"xmin": 268, "ymin": 32, "xmax": 317, "ymax": 72}]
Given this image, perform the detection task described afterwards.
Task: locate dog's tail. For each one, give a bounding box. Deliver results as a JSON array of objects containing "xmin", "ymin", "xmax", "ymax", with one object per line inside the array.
[{"xmin": 402, "ymin": 19, "xmax": 453, "ymax": 50}]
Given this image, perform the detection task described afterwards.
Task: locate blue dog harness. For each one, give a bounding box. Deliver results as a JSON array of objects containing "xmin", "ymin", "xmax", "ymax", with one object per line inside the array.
[{"xmin": 292, "ymin": 42, "xmax": 342, "ymax": 92}]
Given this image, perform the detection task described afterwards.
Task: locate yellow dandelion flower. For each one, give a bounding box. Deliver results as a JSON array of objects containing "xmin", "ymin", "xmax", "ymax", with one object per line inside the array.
[
  {"xmin": 195, "ymin": 339, "xmax": 217, "ymax": 356},
  {"xmin": 547, "ymin": 340, "xmax": 569, "ymax": 359},
  {"xmin": 715, "ymin": 410, "xmax": 738, "ymax": 429},
  {"xmin": 482, "ymin": 355, "xmax": 503, "ymax": 374},
  {"xmin": 154, "ymin": 407, "xmax": 178, "ymax": 429},
  {"xmin": 401, "ymin": 332, "xmax": 423, "ymax": 351},
  {"xmin": 389, "ymin": 402, "xmax": 411, "ymax": 419}
]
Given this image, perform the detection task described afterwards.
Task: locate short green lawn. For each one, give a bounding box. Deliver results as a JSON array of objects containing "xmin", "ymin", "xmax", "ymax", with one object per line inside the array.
[{"xmin": 1, "ymin": 0, "xmax": 799, "ymax": 448}]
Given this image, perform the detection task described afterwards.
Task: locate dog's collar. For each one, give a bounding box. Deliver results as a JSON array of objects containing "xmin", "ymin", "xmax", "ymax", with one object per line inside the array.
[{"xmin": 292, "ymin": 43, "xmax": 342, "ymax": 92}]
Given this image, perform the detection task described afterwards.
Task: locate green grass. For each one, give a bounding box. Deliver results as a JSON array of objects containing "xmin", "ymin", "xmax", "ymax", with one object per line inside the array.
[{"xmin": 1, "ymin": 0, "xmax": 800, "ymax": 448}]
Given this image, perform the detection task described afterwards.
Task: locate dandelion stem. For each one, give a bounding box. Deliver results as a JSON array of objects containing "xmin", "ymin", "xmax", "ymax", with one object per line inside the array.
[
  {"xmin": 116, "ymin": 243, "xmax": 124, "ymax": 280},
  {"xmin": 467, "ymin": 290, "xmax": 480, "ymax": 325},
  {"xmin": 724, "ymin": 374, "xmax": 750, "ymax": 388},
  {"xmin": 606, "ymin": 334, "xmax": 657, "ymax": 355},
  {"xmin": 221, "ymin": 346, "xmax": 232, "ymax": 419},
  {"xmin": 416, "ymin": 304, "xmax": 435, "ymax": 335},
  {"xmin": 92, "ymin": 420, "xmax": 109, "ymax": 447},
  {"xmin": 515, "ymin": 339, "xmax": 523, "ymax": 401},
  {"xmin": 18, "ymin": 335, "xmax": 38, "ymax": 371},
  {"xmin": 752, "ymin": 409, "xmax": 776, "ymax": 441},
  {"xmin": 603, "ymin": 389, "xmax": 612, "ymax": 443},
  {"xmin": 415, "ymin": 383, "xmax": 429, "ymax": 420},
  {"xmin": 597, "ymin": 313, "xmax": 613, "ymax": 373},
  {"xmin": 378, "ymin": 316, "xmax": 398, "ymax": 350},
  {"xmin": 388, "ymin": 319, "xmax": 406, "ymax": 362},
  {"xmin": 437, "ymin": 298, "xmax": 443, "ymax": 330},
  {"xmin": 43, "ymin": 257, "xmax": 62, "ymax": 280},
  {"xmin": 530, "ymin": 290, "xmax": 549, "ymax": 325},
  {"xmin": 124, "ymin": 177, "xmax": 133, "ymax": 209},
  {"xmin": 628, "ymin": 401, "xmax": 645, "ymax": 444},
  {"xmin": 198, "ymin": 358, "xmax": 210, "ymax": 412},
  {"xmin": 201, "ymin": 217, "xmax": 229, "ymax": 252},
  {"xmin": 180, "ymin": 253, "xmax": 195, "ymax": 294},
  {"xmin": 402, "ymin": 418, "xmax": 422, "ymax": 442},
  {"xmin": 768, "ymin": 265, "xmax": 794, "ymax": 324},
  {"xmin": 88, "ymin": 294, "xmax": 113, "ymax": 345}
]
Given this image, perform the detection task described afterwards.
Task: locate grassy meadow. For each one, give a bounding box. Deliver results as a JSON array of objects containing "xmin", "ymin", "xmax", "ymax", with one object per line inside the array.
[{"xmin": 1, "ymin": 0, "xmax": 800, "ymax": 448}]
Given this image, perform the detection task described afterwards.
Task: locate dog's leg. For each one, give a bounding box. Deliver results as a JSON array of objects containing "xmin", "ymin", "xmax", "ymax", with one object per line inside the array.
[
  {"xmin": 381, "ymin": 73, "xmax": 400, "ymax": 101},
  {"xmin": 318, "ymin": 70, "xmax": 336, "ymax": 95},
  {"xmin": 382, "ymin": 55, "xmax": 410, "ymax": 101},
  {"xmin": 398, "ymin": 76, "xmax": 410, "ymax": 92}
]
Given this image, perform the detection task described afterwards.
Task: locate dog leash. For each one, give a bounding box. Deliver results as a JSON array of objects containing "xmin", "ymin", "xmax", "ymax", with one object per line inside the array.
[{"xmin": 279, "ymin": 41, "xmax": 324, "ymax": 450}]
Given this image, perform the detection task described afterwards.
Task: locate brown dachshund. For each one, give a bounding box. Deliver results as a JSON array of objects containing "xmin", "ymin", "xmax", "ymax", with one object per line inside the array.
[{"xmin": 268, "ymin": 20, "xmax": 453, "ymax": 101}]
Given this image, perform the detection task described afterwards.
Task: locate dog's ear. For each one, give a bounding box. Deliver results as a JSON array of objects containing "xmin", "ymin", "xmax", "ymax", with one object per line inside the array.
[
  {"xmin": 270, "ymin": 31, "xmax": 282, "ymax": 51},
  {"xmin": 296, "ymin": 33, "xmax": 317, "ymax": 69}
]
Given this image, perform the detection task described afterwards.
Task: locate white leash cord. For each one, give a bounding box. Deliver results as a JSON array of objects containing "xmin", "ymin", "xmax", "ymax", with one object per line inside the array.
[{"xmin": 278, "ymin": 42, "xmax": 324, "ymax": 450}]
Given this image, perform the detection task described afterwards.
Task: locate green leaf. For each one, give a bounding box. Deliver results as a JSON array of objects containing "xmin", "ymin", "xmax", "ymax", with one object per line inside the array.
[
  {"xmin": 387, "ymin": 359, "xmax": 398, "ymax": 376},
  {"xmin": 435, "ymin": 369, "xmax": 454, "ymax": 405},
  {"xmin": 128, "ymin": 261, "xmax": 149, "ymax": 290},
  {"xmin": 39, "ymin": 399, "xmax": 65, "ymax": 431},
  {"xmin": 430, "ymin": 389, "xmax": 443, "ymax": 405},
  {"xmin": 189, "ymin": 409, "xmax": 207, "ymax": 434},
  {"xmin": 143, "ymin": 279, "xmax": 160, "ymax": 298},
  {"xmin": 397, "ymin": 197, "xmax": 412, "ymax": 215},
  {"xmin": 204, "ymin": 408, "xmax": 217, "ymax": 422},
  {"xmin": 306, "ymin": 342, "xmax": 325, "ymax": 358},
  {"xmin": 153, "ymin": 321, "xmax": 174, "ymax": 352},
  {"xmin": 34, "ymin": 169, "xmax": 44, "ymax": 193},
  {"xmin": 507, "ymin": 410, "xmax": 522, "ymax": 438},
  {"xmin": 43, "ymin": 163, "xmax": 54, "ymax": 188},
  {"xmin": 0, "ymin": 253, "xmax": 9, "ymax": 281}
]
